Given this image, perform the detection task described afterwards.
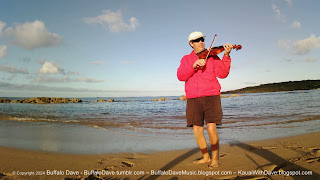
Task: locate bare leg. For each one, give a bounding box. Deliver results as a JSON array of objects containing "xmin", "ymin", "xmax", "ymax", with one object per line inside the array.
[
  {"xmin": 192, "ymin": 125, "xmax": 211, "ymax": 164},
  {"xmin": 207, "ymin": 123, "xmax": 220, "ymax": 168}
]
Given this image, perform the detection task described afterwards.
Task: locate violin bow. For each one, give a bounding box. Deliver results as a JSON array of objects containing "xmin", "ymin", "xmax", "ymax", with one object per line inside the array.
[{"xmin": 205, "ymin": 34, "xmax": 217, "ymax": 61}]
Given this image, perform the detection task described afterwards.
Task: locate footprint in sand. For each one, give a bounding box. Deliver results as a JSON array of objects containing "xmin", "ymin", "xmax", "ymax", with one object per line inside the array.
[
  {"xmin": 98, "ymin": 158, "xmax": 110, "ymax": 165},
  {"xmin": 307, "ymin": 147, "xmax": 320, "ymax": 151},
  {"xmin": 289, "ymin": 157, "xmax": 300, "ymax": 163},
  {"xmin": 248, "ymin": 145, "xmax": 278, "ymax": 150},
  {"xmin": 308, "ymin": 147, "xmax": 320, "ymax": 157},
  {"xmin": 220, "ymin": 152, "xmax": 227, "ymax": 158},
  {"xmin": 0, "ymin": 173, "xmax": 7, "ymax": 178},
  {"xmin": 122, "ymin": 161, "xmax": 134, "ymax": 167},
  {"xmin": 305, "ymin": 157, "xmax": 320, "ymax": 163},
  {"xmin": 259, "ymin": 146, "xmax": 278, "ymax": 150}
]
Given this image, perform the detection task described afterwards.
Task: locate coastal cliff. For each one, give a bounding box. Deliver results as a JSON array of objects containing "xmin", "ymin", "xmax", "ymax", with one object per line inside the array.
[{"xmin": 223, "ymin": 80, "xmax": 320, "ymax": 94}]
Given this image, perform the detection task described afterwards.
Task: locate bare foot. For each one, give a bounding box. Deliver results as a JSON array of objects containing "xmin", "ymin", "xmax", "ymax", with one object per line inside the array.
[
  {"xmin": 208, "ymin": 160, "xmax": 220, "ymax": 168},
  {"xmin": 193, "ymin": 157, "xmax": 211, "ymax": 165}
]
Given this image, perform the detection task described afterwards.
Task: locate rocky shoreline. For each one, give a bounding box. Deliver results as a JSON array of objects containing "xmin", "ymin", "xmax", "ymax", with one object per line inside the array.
[
  {"xmin": 90, "ymin": 98, "xmax": 114, "ymax": 102},
  {"xmin": 0, "ymin": 97, "xmax": 117, "ymax": 104},
  {"xmin": 0, "ymin": 97, "xmax": 83, "ymax": 104},
  {"xmin": 0, "ymin": 94, "xmax": 243, "ymax": 104}
]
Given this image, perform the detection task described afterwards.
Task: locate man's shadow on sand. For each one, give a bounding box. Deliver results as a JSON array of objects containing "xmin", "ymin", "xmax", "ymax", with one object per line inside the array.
[{"xmin": 140, "ymin": 141, "xmax": 320, "ymax": 180}]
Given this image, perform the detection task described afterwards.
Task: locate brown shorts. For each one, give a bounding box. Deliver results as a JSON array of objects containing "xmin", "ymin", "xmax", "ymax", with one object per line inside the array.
[{"xmin": 186, "ymin": 95, "xmax": 222, "ymax": 127}]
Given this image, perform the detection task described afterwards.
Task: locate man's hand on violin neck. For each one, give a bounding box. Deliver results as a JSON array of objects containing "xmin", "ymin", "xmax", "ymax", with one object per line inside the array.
[
  {"xmin": 193, "ymin": 59, "xmax": 206, "ymax": 69},
  {"xmin": 223, "ymin": 43, "xmax": 232, "ymax": 57}
]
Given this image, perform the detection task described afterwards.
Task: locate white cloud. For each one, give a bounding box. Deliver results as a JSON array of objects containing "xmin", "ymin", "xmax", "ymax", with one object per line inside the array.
[
  {"xmin": 35, "ymin": 60, "xmax": 103, "ymax": 83},
  {"xmin": 0, "ymin": 81, "xmax": 114, "ymax": 93},
  {"xmin": 83, "ymin": 10, "xmax": 139, "ymax": 32},
  {"xmin": 34, "ymin": 75, "xmax": 104, "ymax": 83},
  {"xmin": 297, "ymin": 57, "xmax": 320, "ymax": 63},
  {"xmin": 294, "ymin": 34, "xmax": 320, "ymax": 55},
  {"xmin": 291, "ymin": 21, "xmax": 301, "ymax": 28},
  {"xmin": 278, "ymin": 39, "xmax": 292, "ymax": 54},
  {"xmin": 0, "ymin": 21, "xmax": 6, "ymax": 37},
  {"xmin": 35, "ymin": 75, "xmax": 70, "ymax": 83},
  {"xmin": 0, "ymin": 44, "xmax": 7, "ymax": 58},
  {"xmin": 32, "ymin": 58, "xmax": 104, "ymax": 84},
  {"xmin": 272, "ymin": 4, "xmax": 286, "ymax": 22},
  {"xmin": 77, "ymin": 77, "xmax": 104, "ymax": 83},
  {"xmin": 7, "ymin": 75, "xmax": 16, "ymax": 80},
  {"xmin": 38, "ymin": 60, "xmax": 64, "ymax": 74},
  {"xmin": 0, "ymin": 64, "xmax": 29, "ymax": 74},
  {"xmin": 284, "ymin": 0, "xmax": 293, "ymax": 6},
  {"xmin": 0, "ymin": 22, "xmax": 8, "ymax": 58},
  {"xmin": 71, "ymin": 70, "xmax": 79, "ymax": 75},
  {"xmin": 5, "ymin": 20, "xmax": 62, "ymax": 50},
  {"xmin": 278, "ymin": 34, "xmax": 320, "ymax": 55}
]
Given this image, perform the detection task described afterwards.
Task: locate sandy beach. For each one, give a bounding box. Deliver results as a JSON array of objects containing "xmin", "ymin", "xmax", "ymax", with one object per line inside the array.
[{"xmin": 0, "ymin": 132, "xmax": 319, "ymax": 180}]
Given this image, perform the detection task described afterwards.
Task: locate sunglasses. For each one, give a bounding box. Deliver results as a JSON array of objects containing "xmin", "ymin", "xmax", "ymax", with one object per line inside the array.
[{"xmin": 192, "ymin": 37, "xmax": 205, "ymax": 42}]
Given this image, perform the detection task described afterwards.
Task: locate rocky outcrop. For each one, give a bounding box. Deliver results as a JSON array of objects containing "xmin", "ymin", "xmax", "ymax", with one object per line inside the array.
[
  {"xmin": 50, "ymin": 97, "xmax": 70, "ymax": 103},
  {"xmin": 0, "ymin": 98, "xmax": 10, "ymax": 103},
  {"xmin": 153, "ymin": 97, "xmax": 169, "ymax": 101},
  {"xmin": 179, "ymin": 95, "xmax": 187, "ymax": 101},
  {"xmin": 91, "ymin": 98, "xmax": 114, "ymax": 102},
  {"xmin": 0, "ymin": 97, "xmax": 83, "ymax": 104},
  {"xmin": 230, "ymin": 94, "xmax": 244, "ymax": 98},
  {"xmin": 220, "ymin": 94, "xmax": 244, "ymax": 98},
  {"xmin": 69, "ymin": 98, "xmax": 82, "ymax": 103}
]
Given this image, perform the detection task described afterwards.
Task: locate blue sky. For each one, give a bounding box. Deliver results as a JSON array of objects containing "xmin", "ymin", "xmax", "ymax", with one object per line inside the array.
[{"xmin": 0, "ymin": 0, "xmax": 319, "ymax": 97}]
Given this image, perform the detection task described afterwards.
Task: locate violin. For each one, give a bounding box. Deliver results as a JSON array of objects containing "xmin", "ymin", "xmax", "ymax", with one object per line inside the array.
[{"xmin": 196, "ymin": 44, "xmax": 242, "ymax": 59}]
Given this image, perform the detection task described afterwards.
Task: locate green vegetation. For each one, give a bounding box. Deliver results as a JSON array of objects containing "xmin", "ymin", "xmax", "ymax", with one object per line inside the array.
[{"xmin": 222, "ymin": 80, "xmax": 320, "ymax": 94}]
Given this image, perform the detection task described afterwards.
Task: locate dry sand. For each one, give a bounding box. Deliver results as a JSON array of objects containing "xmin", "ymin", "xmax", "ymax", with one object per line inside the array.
[{"xmin": 0, "ymin": 132, "xmax": 319, "ymax": 180}]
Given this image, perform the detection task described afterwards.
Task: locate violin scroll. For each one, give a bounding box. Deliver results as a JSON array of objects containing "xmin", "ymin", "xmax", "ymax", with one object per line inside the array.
[
  {"xmin": 196, "ymin": 44, "xmax": 242, "ymax": 59},
  {"xmin": 233, "ymin": 44, "xmax": 242, "ymax": 51}
]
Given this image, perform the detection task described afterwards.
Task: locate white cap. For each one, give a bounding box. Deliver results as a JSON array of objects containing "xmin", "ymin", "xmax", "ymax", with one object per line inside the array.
[{"xmin": 188, "ymin": 31, "xmax": 206, "ymax": 42}]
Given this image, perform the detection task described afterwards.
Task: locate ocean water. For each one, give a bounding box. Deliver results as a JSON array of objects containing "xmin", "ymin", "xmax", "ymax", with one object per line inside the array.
[{"xmin": 0, "ymin": 90, "xmax": 319, "ymax": 154}]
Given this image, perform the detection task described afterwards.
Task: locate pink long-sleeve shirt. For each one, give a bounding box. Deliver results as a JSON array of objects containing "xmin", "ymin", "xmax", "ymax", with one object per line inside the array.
[{"xmin": 177, "ymin": 50, "xmax": 231, "ymax": 99}]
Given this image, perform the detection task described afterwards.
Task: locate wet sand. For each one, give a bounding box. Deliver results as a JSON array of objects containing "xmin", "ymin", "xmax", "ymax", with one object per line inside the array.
[{"xmin": 0, "ymin": 132, "xmax": 319, "ymax": 180}]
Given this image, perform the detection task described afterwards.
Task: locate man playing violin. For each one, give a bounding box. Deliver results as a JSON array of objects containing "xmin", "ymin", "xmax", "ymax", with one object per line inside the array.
[{"xmin": 177, "ymin": 31, "xmax": 233, "ymax": 168}]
